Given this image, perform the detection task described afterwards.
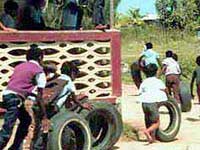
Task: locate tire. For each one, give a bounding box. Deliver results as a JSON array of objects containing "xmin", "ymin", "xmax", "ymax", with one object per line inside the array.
[
  {"xmin": 79, "ymin": 101, "xmax": 123, "ymax": 150},
  {"xmin": 130, "ymin": 61, "xmax": 142, "ymax": 89},
  {"xmin": 156, "ymin": 99, "xmax": 181, "ymax": 142},
  {"xmin": 179, "ymin": 81, "xmax": 192, "ymax": 112},
  {"xmin": 48, "ymin": 110, "xmax": 92, "ymax": 150}
]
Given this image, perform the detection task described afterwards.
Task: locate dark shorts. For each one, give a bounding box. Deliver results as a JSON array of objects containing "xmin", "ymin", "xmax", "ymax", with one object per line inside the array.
[
  {"xmin": 166, "ymin": 74, "xmax": 180, "ymax": 88},
  {"xmin": 142, "ymin": 103, "xmax": 159, "ymax": 126}
]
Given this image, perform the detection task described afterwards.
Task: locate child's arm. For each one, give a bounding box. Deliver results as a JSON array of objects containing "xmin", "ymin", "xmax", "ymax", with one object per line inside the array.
[
  {"xmin": 157, "ymin": 58, "xmax": 162, "ymax": 68},
  {"xmin": 71, "ymin": 92, "xmax": 92, "ymax": 110},
  {"xmin": 161, "ymin": 64, "xmax": 167, "ymax": 75},
  {"xmin": 138, "ymin": 55, "xmax": 145, "ymax": 69},
  {"xmin": 0, "ymin": 22, "xmax": 17, "ymax": 32},
  {"xmin": 160, "ymin": 88, "xmax": 170, "ymax": 98},
  {"xmin": 190, "ymin": 70, "xmax": 197, "ymax": 98}
]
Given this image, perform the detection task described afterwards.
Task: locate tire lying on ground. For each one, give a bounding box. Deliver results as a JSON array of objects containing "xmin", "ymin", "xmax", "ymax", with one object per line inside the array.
[
  {"xmin": 48, "ymin": 110, "xmax": 91, "ymax": 150},
  {"xmin": 179, "ymin": 81, "xmax": 192, "ymax": 112},
  {"xmin": 79, "ymin": 101, "xmax": 123, "ymax": 150},
  {"xmin": 156, "ymin": 99, "xmax": 181, "ymax": 142}
]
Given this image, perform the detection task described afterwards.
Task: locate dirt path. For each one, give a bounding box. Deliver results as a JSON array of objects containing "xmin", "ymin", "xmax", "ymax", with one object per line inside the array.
[{"xmin": 115, "ymin": 84, "xmax": 200, "ymax": 150}]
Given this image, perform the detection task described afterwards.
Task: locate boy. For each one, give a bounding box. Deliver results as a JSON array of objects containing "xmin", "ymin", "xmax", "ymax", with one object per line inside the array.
[
  {"xmin": 54, "ymin": 61, "xmax": 92, "ymax": 111},
  {"xmin": 139, "ymin": 64, "xmax": 168, "ymax": 143},
  {"xmin": 162, "ymin": 50, "xmax": 181, "ymax": 103},
  {"xmin": 139, "ymin": 42, "xmax": 161, "ymax": 68},
  {"xmin": 0, "ymin": 0, "xmax": 18, "ymax": 32},
  {"xmin": 191, "ymin": 56, "xmax": 200, "ymax": 104},
  {"xmin": 0, "ymin": 45, "xmax": 49, "ymax": 150}
]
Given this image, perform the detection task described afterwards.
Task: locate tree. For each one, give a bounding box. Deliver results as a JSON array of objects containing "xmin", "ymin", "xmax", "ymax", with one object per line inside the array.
[
  {"xmin": 104, "ymin": 0, "xmax": 121, "ymax": 24},
  {"xmin": 156, "ymin": 0, "xmax": 197, "ymax": 30}
]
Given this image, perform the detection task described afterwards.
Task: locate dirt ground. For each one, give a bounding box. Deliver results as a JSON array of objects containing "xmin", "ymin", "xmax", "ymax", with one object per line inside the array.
[{"xmin": 114, "ymin": 84, "xmax": 200, "ymax": 150}]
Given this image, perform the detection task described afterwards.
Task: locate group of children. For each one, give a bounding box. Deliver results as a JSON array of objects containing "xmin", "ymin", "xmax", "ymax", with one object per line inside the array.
[
  {"xmin": 0, "ymin": 45, "xmax": 91, "ymax": 150},
  {"xmin": 0, "ymin": 0, "xmax": 108, "ymax": 32},
  {"xmin": 135, "ymin": 42, "xmax": 200, "ymax": 144}
]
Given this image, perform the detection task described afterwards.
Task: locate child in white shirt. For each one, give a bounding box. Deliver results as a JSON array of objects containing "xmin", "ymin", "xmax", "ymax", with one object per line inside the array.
[
  {"xmin": 139, "ymin": 64, "xmax": 168, "ymax": 143},
  {"xmin": 162, "ymin": 50, "xmax": 181, "ymax": 103}
]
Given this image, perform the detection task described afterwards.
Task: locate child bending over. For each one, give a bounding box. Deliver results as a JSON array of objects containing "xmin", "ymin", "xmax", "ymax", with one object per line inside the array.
[{"xmin": 139, "ymin": 64, "xmax": 168, "ymax": 143}]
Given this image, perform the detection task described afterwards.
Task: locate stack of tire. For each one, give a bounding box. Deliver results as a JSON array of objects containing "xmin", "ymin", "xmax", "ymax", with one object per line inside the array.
[{"xmin": 47, "ymin": 101, "xmax": 123, "ymax": 150}]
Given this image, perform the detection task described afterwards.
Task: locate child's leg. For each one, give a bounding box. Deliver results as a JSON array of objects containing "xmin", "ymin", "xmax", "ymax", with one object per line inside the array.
[
  {"xmin": 142, "ymin": 103, "xmax": 159, "ymax": 143},
  {"xmin": 145, "ymin": 119, "xmax": 160, "ymax": 134},
  {"xmin": 197, "ymin": 84, "xmax": 200, "ymax": 103}
]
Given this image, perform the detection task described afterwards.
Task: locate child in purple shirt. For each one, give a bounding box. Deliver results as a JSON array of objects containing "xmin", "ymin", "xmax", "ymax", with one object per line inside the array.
[{"xmin": 0, "ymin": 45, "xmax": 49, "ymax": 150}]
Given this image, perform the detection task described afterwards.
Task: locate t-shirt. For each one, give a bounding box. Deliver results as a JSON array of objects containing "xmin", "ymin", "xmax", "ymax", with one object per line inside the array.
[
  {"xmin": 141, "ymin": 49, "xmax": 159, "ymax": 66},
  {"xmin": 139, "ymin": 77, "xmax": 168, "ymax": 103},
  {"xmin": 56, "ymin": 74, "xmax": 76, "ymax": 108},
  {"xmin": 3, "ymin": 60, "xmax": 46, "ymax": 98},
  {"xmin": 0, "ymin": 13, "xmax": 16, "ymax": 28},
  {"xmin": 162, "ymin": 57, "xmax": 181, "ymax": 76}
]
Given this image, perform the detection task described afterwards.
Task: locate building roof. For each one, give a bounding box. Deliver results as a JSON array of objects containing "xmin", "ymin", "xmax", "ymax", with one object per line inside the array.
[{"xmin": 142, "ymin": 14, "xmax": 159, "ymax": 21}]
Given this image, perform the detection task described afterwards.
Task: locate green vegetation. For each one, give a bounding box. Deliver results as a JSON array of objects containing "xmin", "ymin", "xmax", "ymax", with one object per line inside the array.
[
  {"xmin": 122, "ymin": 123, "xmax": 139, "ymax": 141},
  {"xmin": 156, "ymin": 0, "xmax": 200, "ymax": 30},
  {"xmin": 121, "ymin": 25, "xmax": 199, "ymax": 84}
]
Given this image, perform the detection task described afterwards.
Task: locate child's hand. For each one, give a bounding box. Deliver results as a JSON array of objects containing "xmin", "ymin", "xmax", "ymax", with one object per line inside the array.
[
  {"xmin": 82, "ymin": 103, "xmax": 93, "ymax": 110},
  {"xmin": 42, "ymin": 118, "xmax": 51, "ymax": 133},
  {"xmin": 3, "ymin": 27, "xmax": 17, "ymax": 32}
]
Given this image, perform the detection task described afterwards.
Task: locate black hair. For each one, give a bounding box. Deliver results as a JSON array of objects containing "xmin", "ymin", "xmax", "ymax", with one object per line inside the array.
[
  {"xmin": 143, "ymin": 64, "xmax": 158, "ymax": 77},
  {"xmin": 145, "ymin": 42, "xmax": 153, "ymax": 49},
  {"xmin": 26, "ymin": 44, "xmax": 44, "ymax": 61},
  {"xmin": 166, "ymin": 50, "xmax": 173, "ymax": 57},
  {"xmin": 61, "ymin": 61, "xmax": 80, "ymax": 78},
  {"xmin": 172, "ymin": 53, "xmax": 178, "ymax": 61},
  {"xmin": 4, "ymin": 0, "xmax": 18, "ymax": 15},
  {"xmin": 196, "ymin": 56, "xmax": 200, "ymax": 66}
]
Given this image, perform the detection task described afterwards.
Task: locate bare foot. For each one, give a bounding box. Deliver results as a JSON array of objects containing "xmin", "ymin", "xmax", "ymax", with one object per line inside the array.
[{"xmin": 143, "ymin": 130, "xmax": 153, "ymax": 143}]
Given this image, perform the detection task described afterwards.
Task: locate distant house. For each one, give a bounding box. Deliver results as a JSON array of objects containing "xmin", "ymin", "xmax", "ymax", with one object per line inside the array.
[{"xmin": 141, "ymin": 14, "xmax": 160, "ymax": 25}]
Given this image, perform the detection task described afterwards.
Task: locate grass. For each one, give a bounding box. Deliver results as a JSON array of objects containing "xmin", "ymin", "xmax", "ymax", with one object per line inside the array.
[
  {"xmin": 120, "ymin": 25, "xmax": 200, "ymax": 84},
  {"xmin": 122, "ymin": 123, "xmax": 139, "ymax": 141}
]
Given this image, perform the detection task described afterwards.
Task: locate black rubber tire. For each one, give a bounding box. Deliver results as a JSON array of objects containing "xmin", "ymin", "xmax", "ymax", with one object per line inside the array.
[
  {"xmin": 156, "ymin": 99, "xmax": 181, "ymax": 142},
  {"xmin": 47, "ymin": 110, "xmax": 92, "ymax": 150},
  {"xmin": 130, "ymin": 61, "xmax": 142, "ymax": 89},
  {"xmin": 179, "ymin": 81, "xmax": 192, "ymax": 112},
  {"xmin": 79, "ymin": 101, "xmax": 123, "ymax": 150}
]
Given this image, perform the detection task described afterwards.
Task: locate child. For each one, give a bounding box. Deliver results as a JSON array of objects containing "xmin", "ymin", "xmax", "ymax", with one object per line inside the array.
[
  {"xmin": 0, "ymin": 0, "xmax": 18, "ymax": 32},
  {"xmin": 55, "ymin": 61, "xmax": 91, "ymax": 110},
  {"xmin": 139, "ymin": 64, "xmax": 168, "ymax": 143},
  {"xmin": 139, "ymin": 42, "xmax": 161, "ymax": 68},
  {"xmin": 0, "ymin": 45, "xmax": 49, "ymax": 150},
  {"xmin": 162, "ymin": 50, "xmax": 181, "ymax": 103},
  {"xmin": 191, "ymin": 56, "xmax": 200, "ymax": 103},
  {"xmin": 42, "ymin": 61, "xmax": 92, "ymax": 116}
]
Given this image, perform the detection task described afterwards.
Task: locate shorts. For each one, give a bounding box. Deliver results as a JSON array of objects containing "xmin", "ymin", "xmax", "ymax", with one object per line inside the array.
[
  {"xmin": 166, "ymin": 74, "xmax": 180, "ymax": 88},
  {"xmin": 142, "ymin": 103, "xmax": 159, "ymax": 127}
]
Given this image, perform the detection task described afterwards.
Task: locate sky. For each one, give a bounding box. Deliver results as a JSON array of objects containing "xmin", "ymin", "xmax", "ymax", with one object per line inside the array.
[{"xmin": 117, "ymin": 0, "xmax": 156, "ymax": 15}]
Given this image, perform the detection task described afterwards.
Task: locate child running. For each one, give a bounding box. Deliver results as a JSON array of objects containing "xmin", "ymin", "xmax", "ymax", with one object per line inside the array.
[
  {"xmin": 162, "ymin": 50, "xmax": 181, "ymax": 103},
  {"xmin": 139, "ymin": 64, "xmax": 168, "ymax": 143},
  {"xmin": 191, "ymin": 56, "xmax": 200, "ymax": 103}
]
